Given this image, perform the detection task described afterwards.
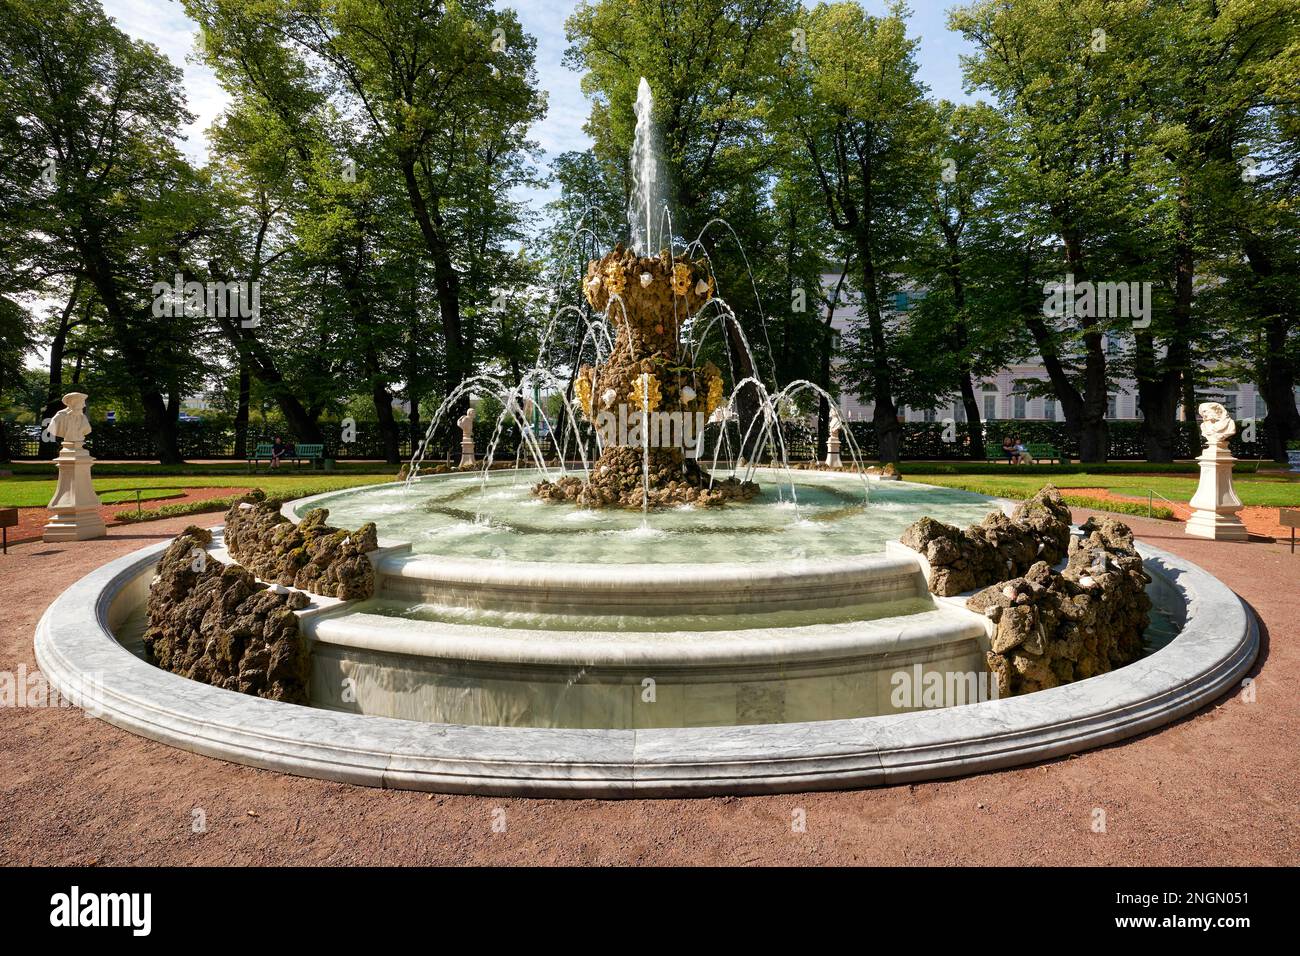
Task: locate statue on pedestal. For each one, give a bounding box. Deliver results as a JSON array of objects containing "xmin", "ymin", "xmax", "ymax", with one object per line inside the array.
[
  {"xmin": 1185, "ymin": 402, "xmax": 1247, "ymax": 541},
  {"xmin": 458, "ymin": 407, "xmax": 476, "ymax": 468},
  {"xmin": 44, "ymin": 392, "xmax": 107, "ymax": 542},
  {"xmin": 825, "ymin": 407, "xmax": 844, "ymax": 468}
]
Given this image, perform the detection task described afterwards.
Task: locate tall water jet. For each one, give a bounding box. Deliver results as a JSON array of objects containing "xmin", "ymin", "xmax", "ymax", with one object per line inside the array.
[{"xmin": 628, "ymin": 77, "xmax": 666, "ymax": 255}]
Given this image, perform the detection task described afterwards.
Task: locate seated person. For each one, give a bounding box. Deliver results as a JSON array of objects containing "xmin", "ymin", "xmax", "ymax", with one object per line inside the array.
[
  {"xmin": 1001, "ymin": 435, "xmax": 1017, "ymax": 464},
  {"xmin": 1014, "ymin": 436, "xmax": 1033, "ymax": 465},
  {"xmin": 270, "ymin": 435, "xmax": 291, "ymax": 469}
]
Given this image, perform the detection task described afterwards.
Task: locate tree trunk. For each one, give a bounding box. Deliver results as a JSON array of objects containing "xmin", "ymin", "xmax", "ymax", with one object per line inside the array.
[
  {"xmin": 78, "ymin": 242, "xmax": 184, "ymax": 463},
  {"xmin": 42, "ymin": 279, "xmax": 82, "ymax": 459},
  {"xmin": 371, "ymin": 378, "xmax": 401, "ymax": 465},
  {"xmin": 958, "ymin": 372, "xmax": 982, "ymax": 459},
  {"xmin": 940, "ymin": 232, "xmax": 982, "ymax": 459},
  {"xmin": 399, "ymin": 158, "xmax": 468, "ymax": 395},
  {"xmin": 1136, "ymin": 185, "xmax": 1195, "ymax": 463},
  {"xmin": 233, "ymin": 357, "xmax": 250, "ymax": 460},
  {"xmin": 212, "ymin": 317, "xmax": 324, "ymax": 445},
  {"xmin": 1063, "ymin": 233, "xmax": 1109, "ymax": 463},
  {"xmin": 1240, "ymin": 234, "xmax": 1300, "ymax": 462},
  {"xmin": 855, "ymin": 233, "xmax": 901, "ymax": 463}
]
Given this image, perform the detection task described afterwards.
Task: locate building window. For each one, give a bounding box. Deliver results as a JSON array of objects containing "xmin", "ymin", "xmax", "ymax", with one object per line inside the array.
[
  {"xmin": 1255, "ymin": 394, "xmax": 1268, "ymax": 419},
  {"xmin": 1044, "ymin": 398, "xmax": 1056, "ymax": 422},
  {"xmin": 1013, "ymin": 394, "xmax": 1026, "ymax": 419},
  {"xmin": 1220, "ymin": 394, "xmax": 1238, "ymax": 418},
  {"xmin": 954, "ymin": 404, "xmax": 966, "ymax": 423},
  {"xmin": 1107, "ymin": 394, "xmax": 1118, "ymax": 419},
  {"xmin": 923, "ymin": 408, "xmax": 936, "ymax": 423},
  {"xmin": 984, "ymin": 394, "xmax": 997, "ymax": 421},
  {"xmin": 893, "ymin": 291, "xmax": 909, "ymax": 311}
]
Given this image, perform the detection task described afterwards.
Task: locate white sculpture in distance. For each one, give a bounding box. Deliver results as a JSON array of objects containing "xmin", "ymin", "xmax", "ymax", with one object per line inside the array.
[
  {"xmin": 458, "ymin": 407, "xmax": 476, "ymax": 468},
  {"xmin": 44, "ymin": 392, "xmax": 107, "ymax": 542},
  {"xmin": 1185, "ymin": 401, "xmax": 1248, "ymax": 542}
]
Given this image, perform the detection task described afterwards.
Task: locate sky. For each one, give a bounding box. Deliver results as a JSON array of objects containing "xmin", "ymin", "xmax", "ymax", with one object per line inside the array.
[{"xmin": 101, "ymin": 0, "xmax": 978, "ymax": 214}]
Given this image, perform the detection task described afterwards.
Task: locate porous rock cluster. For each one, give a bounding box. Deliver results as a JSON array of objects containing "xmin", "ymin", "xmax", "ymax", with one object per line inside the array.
[
  {"xmin": 534, "ymin": 446, "xmax": 758, "ymax": 509},
  {"xmin": 142, "ymin": 526, "xmax": 311, "ymax": 703},
  {"xmin": 223, "ymin": 491, "xmax": 377, "ymax": 600},
  {"xmin": 899, "ymin": 485, "xmax": 1073, "ymax": 596},
  {"xmin": 967, "ymin": 517, "xmax": 1151, "ymax": 696}
]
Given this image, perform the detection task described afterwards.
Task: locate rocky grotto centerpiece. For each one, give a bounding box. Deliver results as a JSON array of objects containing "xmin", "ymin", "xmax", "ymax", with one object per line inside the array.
[{"xmin": 533, "ymin": 244, "xmax": 758, "ymax": 509}]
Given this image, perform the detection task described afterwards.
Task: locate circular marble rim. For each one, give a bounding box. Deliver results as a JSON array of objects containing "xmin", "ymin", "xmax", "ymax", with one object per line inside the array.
[{"xmin": 34, "ymin": 532, "xmax": 1257, "ymax": 797}]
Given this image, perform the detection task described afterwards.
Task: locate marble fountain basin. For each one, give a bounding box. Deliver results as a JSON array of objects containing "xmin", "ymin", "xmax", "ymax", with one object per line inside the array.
[
  {"xmin": 279, "ymin": 471, "xmax": 998, "ymax": 728},
  {"xmin": 34, "ymin": 471, "xmax": 1258, "ymax": 796}
]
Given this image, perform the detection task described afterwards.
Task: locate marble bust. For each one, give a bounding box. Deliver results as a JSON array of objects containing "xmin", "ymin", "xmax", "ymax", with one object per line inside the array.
[
  {"xmin": 457, "ymin": 407, "xmax": 475, "ymax": 440},
  {"xmin": 1198, "ymin": 402, "xmax": 1236, "ymax": 448},
  {"xmin": 51, "ymin": 392, "xmax": 93, "ymax": 445}
]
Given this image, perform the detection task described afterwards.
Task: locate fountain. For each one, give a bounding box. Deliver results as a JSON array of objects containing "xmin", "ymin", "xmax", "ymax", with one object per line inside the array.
[
  {"xmin": 33, "ymin": 79, "xmax": 1257, "ymax": 797},
  {"xmin": 403, "ymin": 76, "xmax": 839, "ymax": 512}
]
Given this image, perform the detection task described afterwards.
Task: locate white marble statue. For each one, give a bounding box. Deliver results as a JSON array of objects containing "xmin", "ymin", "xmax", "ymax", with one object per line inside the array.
[
  {"xmin": 1198, "ymin": 401, "xmax": 1236, "ymax": 448},
  {"xmin": 50, "ymin": 392, "xmax": 93, "ymax": 445},
  {"xmin": 457, "ymin": 407, "xmax": 476, "ymax": 467},
  {"xmin": 1186, "ymin": 402, "xmax": 1246, "ymax": 540},
  {"xmin": 828, "ymin": 407, "xmax": 844, "ymax": 438},
  {"xmin": 44, "ymin": 392, "xmax": 107, "ymax": 541},
  {"xmin": 825, "ymin": 408, "xmax": 844, "ymax": 468}
]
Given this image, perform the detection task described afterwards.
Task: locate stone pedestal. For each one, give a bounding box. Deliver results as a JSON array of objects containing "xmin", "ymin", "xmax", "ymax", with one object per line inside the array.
[
  {"xmin": 459, "ymin": 437, "xmax": 476, "ymax": 468},
  {"xmin": 825, "ymin": 433, "xmax": 842, "ymax": 468},
  {"xmin": 1185, "ymin": 444, "xmax": 1247, "ymax": 541},
  {"xmin": 44, "ymin": 442, "xmax": 106, "ymax": 542}
]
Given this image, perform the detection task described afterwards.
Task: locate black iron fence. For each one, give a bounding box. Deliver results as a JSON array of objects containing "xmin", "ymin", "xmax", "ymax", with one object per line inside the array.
[
  {"xmin": 0, "ymin": 419, "xmax": 531, "ymax": 463},
  {"xmin": 0, "ymin": 416, "xmax": 1275, "ymax": 463},
  {"xmin": 842, "ymin": 419, "xmax": 1272, "ymax": 461}
]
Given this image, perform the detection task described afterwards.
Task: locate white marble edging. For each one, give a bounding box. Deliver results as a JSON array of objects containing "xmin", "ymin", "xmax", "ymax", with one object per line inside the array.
[{"xmin": 34, "ymin": 527, "xmax": 1257, "ymax": 797}]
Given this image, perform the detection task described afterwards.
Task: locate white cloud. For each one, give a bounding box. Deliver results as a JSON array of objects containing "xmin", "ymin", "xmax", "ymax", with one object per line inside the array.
[{"xmin": 103, "ymin": 0, "xmax": 228, "ymax": 164}]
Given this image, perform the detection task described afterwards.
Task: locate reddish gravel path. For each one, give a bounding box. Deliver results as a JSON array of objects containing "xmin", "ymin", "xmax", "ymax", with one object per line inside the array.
[
  {"xmin": 3, "ymin": 488, "xmax": 245, "ymax": 547},
  {"xmin": 0, "ymin": 510, "xmax": 1296, "ymax": 866},
  {"xmin": 1065, "ymin": 487, "xmax": 1295, "ymax": 540}
]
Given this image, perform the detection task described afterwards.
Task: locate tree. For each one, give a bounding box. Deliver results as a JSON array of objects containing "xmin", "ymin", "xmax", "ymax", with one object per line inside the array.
[
  {"xmin": 950, "ymin": 0, "xmax": 1153, "ymax": 461},
  {"xmin": 0, "ymin": 297, "xmax": 35, "ymax": 461},
  {"xmin": 771, "ymin": 1, "xmax": 933, "ymax": 463},
  {"xmin": 0, "ymin": 0, "xmax": 209, "ymax": 462}
]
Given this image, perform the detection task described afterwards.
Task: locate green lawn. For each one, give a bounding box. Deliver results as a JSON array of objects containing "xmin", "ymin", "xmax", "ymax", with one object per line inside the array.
[
  {"xmin": 906, "ymin": 471, "xmax": 1300, "ymax": 508},
  {"xmin": 0, "ymin": 471, "xmax": 400, "ymax": 509}
]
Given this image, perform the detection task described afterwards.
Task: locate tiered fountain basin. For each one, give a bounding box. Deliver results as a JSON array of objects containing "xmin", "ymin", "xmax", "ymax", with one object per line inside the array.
[
  {"xmin": 284, "ymin": 470, "xmax": 995, "ymax": 727},
  {"xmin": 35, "ymin": 469, "xmax": 1257, "ymax": 796}
]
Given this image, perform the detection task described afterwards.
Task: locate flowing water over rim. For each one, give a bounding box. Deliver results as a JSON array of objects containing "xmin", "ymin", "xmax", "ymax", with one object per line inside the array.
[{"xmin": 291, "ymin": 469, "xmax": 1003, "ymax": 565}]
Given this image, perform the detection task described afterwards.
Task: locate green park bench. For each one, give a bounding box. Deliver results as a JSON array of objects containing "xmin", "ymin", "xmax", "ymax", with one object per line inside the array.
[
  {"xmin": 246, "ymin": 442, "xmax": 326, "ymax": 472},
  {"xmin": 246, "ymin": 443, "xmax": 275, "ymax": 471},
  {"xmin": 296, "ymin": 443, "xmax": 325, "ymax": 469},
  {"xmin": 1027, "ymin": 442, "xmax": 1062, "ymax": 464},
  {"xmin": 985, "ymin": 442, "xmax": 1013, "ymax": 463}
]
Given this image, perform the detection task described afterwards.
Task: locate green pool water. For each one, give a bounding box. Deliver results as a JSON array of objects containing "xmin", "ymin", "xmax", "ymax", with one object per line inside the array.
[{"xmin": 290, "ymin": 468, "xmax": 1004, "ymax": 565}]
